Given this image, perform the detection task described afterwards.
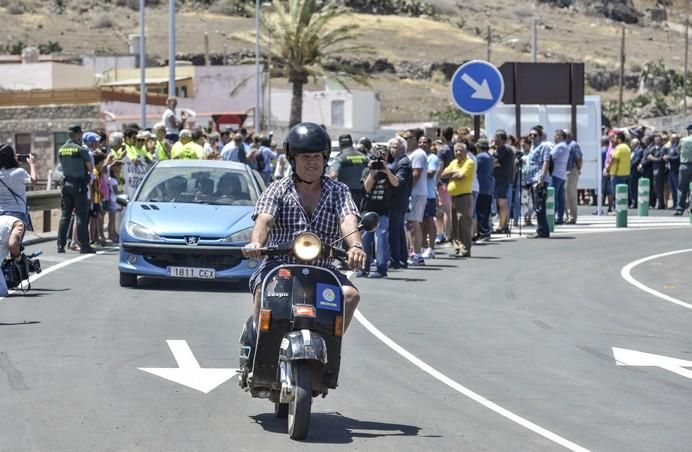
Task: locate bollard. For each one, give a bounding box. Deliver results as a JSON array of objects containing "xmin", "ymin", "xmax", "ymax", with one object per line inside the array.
[
  {"xmin": 616, "ymin": 184, "xmax": 628, "ymax": 227},
  {"xmin": 637, "ymin": 178, "xmax": 650, "ymax": 217},
  {"xmin": 547, "ymin": 186, "xmax": 555, "ymax": 232}
]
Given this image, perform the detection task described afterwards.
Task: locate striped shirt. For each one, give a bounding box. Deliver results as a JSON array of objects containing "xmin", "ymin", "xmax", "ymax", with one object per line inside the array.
[{"xmin": 252, "ymin": 175, "xmax": 360, "ymax": 269}]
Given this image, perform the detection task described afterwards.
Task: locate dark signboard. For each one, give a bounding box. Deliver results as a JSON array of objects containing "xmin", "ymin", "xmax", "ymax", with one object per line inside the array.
[{"xmin": 499, "ymin": 62, "xmax": 584, "ymax": 106}]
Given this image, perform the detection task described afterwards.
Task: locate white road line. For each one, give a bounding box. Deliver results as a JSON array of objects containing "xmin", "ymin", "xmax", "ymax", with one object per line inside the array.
[
  {"xmin": 620, "ymin": 248, "xmax": 692, "ymax": 311},
  {"xmin": 354, "ymin": 310, "xmax": 590, "ymax": 452},
  {"xmin": 1, "ymin": 250, "xmax": 107, "ymax": 299}
]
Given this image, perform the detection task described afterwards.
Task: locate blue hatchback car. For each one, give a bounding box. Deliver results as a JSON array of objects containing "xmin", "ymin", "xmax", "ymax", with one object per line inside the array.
[{"xmin": 118, "ymin": 160, "xmax": 265, "ymax": 287}]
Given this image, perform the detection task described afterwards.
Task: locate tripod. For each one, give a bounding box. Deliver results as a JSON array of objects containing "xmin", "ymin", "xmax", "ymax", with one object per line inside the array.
[{"xmin": 507, "ymin": 158, "xmax": 524, "ymax": 237}]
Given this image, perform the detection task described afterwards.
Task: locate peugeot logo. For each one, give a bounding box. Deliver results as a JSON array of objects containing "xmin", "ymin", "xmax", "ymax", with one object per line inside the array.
[{"xmin": 184, "ymin": 236, "xmax": 200, "ymax": 246}]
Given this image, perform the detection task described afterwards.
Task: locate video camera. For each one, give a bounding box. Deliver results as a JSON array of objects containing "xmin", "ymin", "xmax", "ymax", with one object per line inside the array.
[
  {"xmin": 2, "ymin": 251, "xmax": 42, "ymax": 291},
  {"xmin": 369, "ymin": 144, "xmax": 388, "ymax": 170}
]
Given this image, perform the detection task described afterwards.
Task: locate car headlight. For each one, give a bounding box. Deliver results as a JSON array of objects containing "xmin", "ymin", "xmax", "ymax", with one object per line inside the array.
[
  {"xmin": 223, "ymin": 227, "xmax": 253, "ymax": 243},
  {"xmin": 126, "ymin": 221, "xmax": 161, "ymax": 241},
  {"xmin": 293, "ymin": 232, "xmax": 322, "ymax": 261}
]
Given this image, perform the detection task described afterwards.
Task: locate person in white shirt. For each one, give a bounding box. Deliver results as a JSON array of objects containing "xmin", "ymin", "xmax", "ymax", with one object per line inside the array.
[
  {"xmin": 0, "ymin": 144, "xmax": 36, "ymax": 228},
  {"xmin": 402, "ymin": 132, "xmax": 429, "ymax": 266},
  {"xmin": 162, "ymin": 97, "xmax": 187, "ymax": 143}
]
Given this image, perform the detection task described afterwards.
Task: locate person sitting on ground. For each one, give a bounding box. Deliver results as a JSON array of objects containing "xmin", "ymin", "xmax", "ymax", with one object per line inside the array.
[{"xmin": 0, "ymin": 215, "xmax": 25, "ymax": 296}]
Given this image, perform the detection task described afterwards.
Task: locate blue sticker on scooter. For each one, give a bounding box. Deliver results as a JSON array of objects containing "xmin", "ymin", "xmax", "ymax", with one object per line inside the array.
[{"xmin": 316, "ymin": 283, "xmax": 341, "ymax": 312}]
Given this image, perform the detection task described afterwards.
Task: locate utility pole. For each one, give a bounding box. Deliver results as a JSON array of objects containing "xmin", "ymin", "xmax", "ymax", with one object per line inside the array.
[
  {"xmin": 168, "ymin": 0, "xmax": 175, "ymax": 98},
  {"xmin": 255, "ymin": 0, "xmax": 262, "ymax": 132},
  {"xmin": 531, "ymin": 17, "xmax": 537, "ymax": 63},
  {"xmin": 684, "ymin": 16, "xmax": 689, "ymax": 116},
  {"xmin": 486, "ymin": 25, "xmax": 491, "ymax": 62},
  {"xmin": 204, "ymin": 32, "xmax": 210, "ymax": 66},
  {"xmin": 139, "ymin": 0, "xmax": 146, "ymax": 127},
  {"xmin": 618, "ymin": 25, "xmax": 625, "ymax": 127},
  {"xmin": 267, "ymin": 31, "xmax": 272, "ymax": 132}
]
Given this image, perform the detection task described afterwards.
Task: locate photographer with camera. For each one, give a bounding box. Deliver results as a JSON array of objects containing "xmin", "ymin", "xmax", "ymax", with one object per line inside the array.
[
  {"xmin": 359, "ymin": 144, "xmax": 399, "ymax": 278},
  {"xmin": 0, "ymin": 144, "xmax": 37, "ymax": 229},
  {"xmin": 0, "ymin": 216, "xmax": 24, "ymax": 296}
]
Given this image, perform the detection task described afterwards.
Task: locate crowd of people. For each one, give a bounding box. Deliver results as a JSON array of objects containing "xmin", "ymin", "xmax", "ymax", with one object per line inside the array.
[
  {"xmin": 328, "ymin": 122, "xmax": 690, "ymax": 278},
  {"xmin": 327, "ymin": 125, "xmax": 584, "ymax": 276},
  {"xmin": 51, "ymin": 96, "xmax": 291, "ymax": 254},
  {"xmin": 600, "ymin": 123, "xmax": 692, "ymax": 216},
  {"xmin": 9, "ymin": 93, "xmax": 688, "ymax": 267}
]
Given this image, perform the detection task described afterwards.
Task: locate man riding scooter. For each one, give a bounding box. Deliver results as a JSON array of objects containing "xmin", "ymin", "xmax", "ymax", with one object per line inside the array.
[{"xmin": 241, "ymin": 122, "xmax": 367, "ymax": 367}]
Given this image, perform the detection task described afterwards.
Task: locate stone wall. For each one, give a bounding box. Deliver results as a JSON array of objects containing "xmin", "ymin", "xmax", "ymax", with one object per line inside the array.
[{"xmin": 0, "ymin": 104, "xmax": 101, "ymax": 181}]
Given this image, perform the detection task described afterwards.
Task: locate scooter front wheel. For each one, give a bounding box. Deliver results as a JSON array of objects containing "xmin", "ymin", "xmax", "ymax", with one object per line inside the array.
[{"xmin": 288, "ymin": 361, "xmax": 312, "ymax": 440}]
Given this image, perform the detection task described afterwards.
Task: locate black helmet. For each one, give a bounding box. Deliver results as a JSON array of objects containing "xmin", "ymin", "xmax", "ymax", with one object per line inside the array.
[{"xmin": 284, "ymin": 122, "xmax": 331, "ymax": 161}]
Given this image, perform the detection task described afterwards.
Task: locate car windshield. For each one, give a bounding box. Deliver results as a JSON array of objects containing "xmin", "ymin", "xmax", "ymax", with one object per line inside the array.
[{"xmin": 135, "ymin": 166, "xmax": 258, "ymax": 205}]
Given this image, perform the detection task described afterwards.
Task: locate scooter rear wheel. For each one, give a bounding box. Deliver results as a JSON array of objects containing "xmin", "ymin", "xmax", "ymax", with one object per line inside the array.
[
  {"xmin": 274, "ymin": 402, "xmax": 288, "ymax": 418},
  {"xmin": 287, "ymin": 361, "xmax": 312, "ymax": 440}
]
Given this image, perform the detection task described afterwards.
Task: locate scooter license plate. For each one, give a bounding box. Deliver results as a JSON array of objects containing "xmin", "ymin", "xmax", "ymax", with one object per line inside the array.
[{"xmin": 167, "ymin": 266, "xmax": 216, "ymax": 279}]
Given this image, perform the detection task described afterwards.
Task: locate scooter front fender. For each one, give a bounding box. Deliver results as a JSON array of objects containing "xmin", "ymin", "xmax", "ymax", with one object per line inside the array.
[{"xmin": 279, "ymin": 330, "xmax": 328, "ymax": 364}]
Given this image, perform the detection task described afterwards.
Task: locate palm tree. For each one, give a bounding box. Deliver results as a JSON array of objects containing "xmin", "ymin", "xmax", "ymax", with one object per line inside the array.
[{"xmin": 248, "ymin": 0, "xmax": 373, "ymax": 127}]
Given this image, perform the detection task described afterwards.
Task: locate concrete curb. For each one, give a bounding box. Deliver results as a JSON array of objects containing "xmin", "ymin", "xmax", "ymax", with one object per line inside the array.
[{"xmin": 24, "ymin": 232, "xmax": 58, "ymax": 247}]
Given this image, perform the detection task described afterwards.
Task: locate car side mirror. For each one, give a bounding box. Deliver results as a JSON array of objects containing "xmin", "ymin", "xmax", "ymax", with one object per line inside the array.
[
  {"xmin": 116, "ymin": 194, "xmax": 129, "ymax": 207},
  {"xmin": 358, "ymin": 211, "xmax": 380, "ymax": 232}
]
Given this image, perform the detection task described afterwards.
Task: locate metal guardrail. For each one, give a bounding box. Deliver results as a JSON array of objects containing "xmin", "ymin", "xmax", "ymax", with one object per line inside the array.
[
  {"xmin": 27, "ymin": 190, "xmax": 61, "ymax": 211},
  {"xmin": 27, "ymin": 190, "xmax": 61, "ymax": 233}
]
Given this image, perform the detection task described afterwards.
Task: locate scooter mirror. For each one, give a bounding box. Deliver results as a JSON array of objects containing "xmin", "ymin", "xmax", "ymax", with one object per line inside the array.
[{"xmin": 358, "ymin": 212, "xmax": 380, "ymax": 232}]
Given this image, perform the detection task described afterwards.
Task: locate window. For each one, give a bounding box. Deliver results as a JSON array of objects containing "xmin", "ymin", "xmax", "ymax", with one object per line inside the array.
[
  {"xmin": 14, "ymin": 133, "xmax": 31, "ymax": 156},
  {"xmin": 331, "ymin": 100, "xmax": 344, "ymax": 127}
]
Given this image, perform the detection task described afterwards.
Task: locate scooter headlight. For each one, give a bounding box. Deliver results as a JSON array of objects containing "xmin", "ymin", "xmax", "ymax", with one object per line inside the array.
[{"xmin": 293, "ymin": 232, "xmax": 322, "ymax": 261}]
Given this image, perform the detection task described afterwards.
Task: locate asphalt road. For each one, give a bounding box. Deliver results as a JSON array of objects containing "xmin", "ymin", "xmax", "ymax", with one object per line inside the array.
[{"xmin": 1, "ymin": 225, "xmax": 691, "ymax": 451}]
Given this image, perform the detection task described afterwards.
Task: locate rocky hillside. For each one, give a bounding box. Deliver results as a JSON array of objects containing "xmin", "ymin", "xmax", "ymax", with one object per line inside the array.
[{"xmin": 0, "ymin": 0, "xmax": 690, "ymax": 125}]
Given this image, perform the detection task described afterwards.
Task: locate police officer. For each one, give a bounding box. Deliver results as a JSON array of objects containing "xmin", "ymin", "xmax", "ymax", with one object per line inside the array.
[
  {"xmin": 57, "ymin": 124, "xmax": 94, "ymax": 254},
  {"xmin": 329, "ymin": 134, "xmax": 368, "ymax": 208}
]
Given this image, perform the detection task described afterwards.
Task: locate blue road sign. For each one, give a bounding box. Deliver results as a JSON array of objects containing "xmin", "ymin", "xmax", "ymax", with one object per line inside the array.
[{"xmin": 450, "ymin": 60, "xmax": 505, "ymax": 116}]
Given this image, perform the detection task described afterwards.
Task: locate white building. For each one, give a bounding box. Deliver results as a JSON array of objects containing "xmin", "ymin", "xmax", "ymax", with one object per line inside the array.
[
  {"xmin": 269, "ymin": 81, "xmax": 420, "ymax": 142},
  {"xmin": 99, "ymin": 64, "xmax": 260, "ymax": 130},
  {"xmin": 0, "ymin": 62, "xmax": 96, "ymax": 90}
]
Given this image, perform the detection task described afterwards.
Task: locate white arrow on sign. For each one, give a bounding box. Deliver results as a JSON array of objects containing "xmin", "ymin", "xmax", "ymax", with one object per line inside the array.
[
  {"xmin": 139, "ymin": 340, "xmax": 238, "ymax": 394},
  {"xmin": 460, "ymin": 73, "xmax": 493, "ymax": 100},
  {"xmin": 612, "ymin": 347, "xmax": 692, "ymax": 380}
]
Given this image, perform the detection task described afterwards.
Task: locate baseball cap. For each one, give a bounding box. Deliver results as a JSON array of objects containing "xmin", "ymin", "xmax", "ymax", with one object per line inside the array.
[
  {"xmin": 686, "ymin": 123, "xmax": 692, "ymax": 131},
  {"xmin": 67, "ymin": 124, "xmax": 82, "ymax": 133},
  {"xmin": 338, "ymin": 134, "xmax": 353, "ymax": 148},
  {"xmin": 136, "ymin": 130, "xmax": 152, "ymax": 140},
  {"xmin": 82, "ymin": 132, "xmax": 101, "ymax": 143}
]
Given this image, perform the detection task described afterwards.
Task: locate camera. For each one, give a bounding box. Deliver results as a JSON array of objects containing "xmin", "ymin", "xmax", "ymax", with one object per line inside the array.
[
  {"xmin": 370, "ymin": 159, "xmax": 385, "ymax": 170},
  {"xmin": 17, "ymin": 154, "xmax": 29, "ymax": 163},
  {"xmin": 369, "ymin": 145, "xmax": 387, "ymax": 170},
  {"xmin": 2, "ymin": 251, "xmax": 42, "ymax": 290}
]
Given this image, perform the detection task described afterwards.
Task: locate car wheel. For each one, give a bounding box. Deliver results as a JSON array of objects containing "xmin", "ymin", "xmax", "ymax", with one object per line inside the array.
[{"xmin": 119, "ymin": 272, "xmax": 138, "ymax": 287}]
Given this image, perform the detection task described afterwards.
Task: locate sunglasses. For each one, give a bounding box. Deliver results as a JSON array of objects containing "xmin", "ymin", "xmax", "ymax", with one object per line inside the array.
[{"xmin": 529, "ymin": 133, "xmax": 538, "ymax": 138}]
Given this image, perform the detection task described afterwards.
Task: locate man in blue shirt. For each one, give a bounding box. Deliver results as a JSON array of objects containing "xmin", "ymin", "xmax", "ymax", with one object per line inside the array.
[
  {"xmin": 474, "ymin": 139, "xmax": 495, "ymax": 241},
  {"xmin": 564, "ymin": 130, "xmax": 582, "ymax": 224},
  {"xmin": 550, "ymin": 130, "xmax": 570, "ymax": 224},
  {"xmin": 526, "ymin": 127, "xmax": 552, "ymax": 238}
]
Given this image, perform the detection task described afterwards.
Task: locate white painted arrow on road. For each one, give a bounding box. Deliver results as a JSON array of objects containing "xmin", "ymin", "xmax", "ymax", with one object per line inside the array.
[
  {"xmin": 139, "ymin": 340, "xmax": 238, "ymax": 394},
  {"xmin": 460, "ymin": 73, "xmax": 493, "ymax": 100},
  {"xmin": 612, "ymin": 347, "xmax": 692, "ymax": 380}
]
